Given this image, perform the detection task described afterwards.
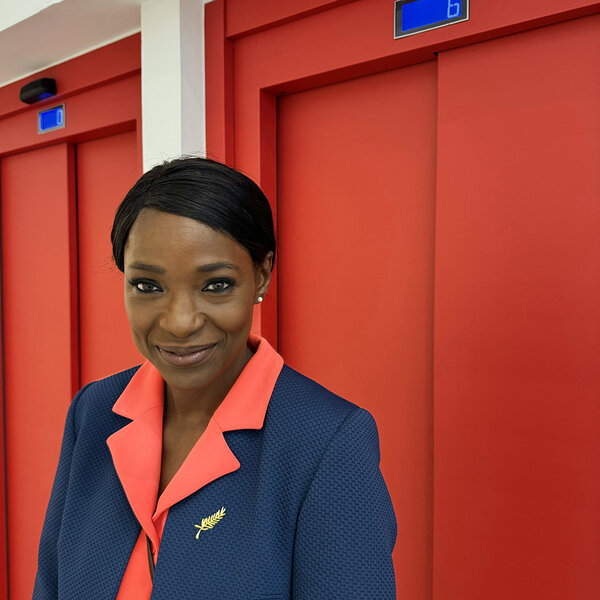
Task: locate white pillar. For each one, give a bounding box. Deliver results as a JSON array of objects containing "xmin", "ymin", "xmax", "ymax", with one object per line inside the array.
[{"xmin": 141, "ymin": 0, "xmax": 207, "ymax": 171}]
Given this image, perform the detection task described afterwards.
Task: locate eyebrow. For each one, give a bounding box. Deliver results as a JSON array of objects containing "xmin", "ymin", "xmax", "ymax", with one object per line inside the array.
[
  {"xmin": 128, "ymin": 262, "xmax": 240, "ymax": 273},
  {"xmin": 197, "ymin": 262, "xmax": 240, "ymax": 273}
]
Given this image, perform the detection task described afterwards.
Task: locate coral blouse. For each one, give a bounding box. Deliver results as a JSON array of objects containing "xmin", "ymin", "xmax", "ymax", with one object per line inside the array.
[{"xmin": 107, "ymin": 336, "xmax": 284, "ymax": 600}]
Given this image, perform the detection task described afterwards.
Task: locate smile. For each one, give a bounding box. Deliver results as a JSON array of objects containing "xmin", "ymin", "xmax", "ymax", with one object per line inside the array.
[{"xmin": 156, "ymin": 343, "xmax": 216, "ymax": 367}]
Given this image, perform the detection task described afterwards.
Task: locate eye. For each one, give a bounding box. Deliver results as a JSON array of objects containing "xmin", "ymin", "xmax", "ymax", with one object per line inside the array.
[
  {"xmin": 203, "ymin": 278, "xmax": 236, "ymax": 293},
  {"xmin": 128, "ymin": 278, "xmax": 162, "ymax": 294}
]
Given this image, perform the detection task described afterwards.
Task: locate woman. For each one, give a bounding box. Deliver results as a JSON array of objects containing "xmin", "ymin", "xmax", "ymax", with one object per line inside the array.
[{"xmin": 33, "ymin": 157, "xmax": 396, "ymax": 599}]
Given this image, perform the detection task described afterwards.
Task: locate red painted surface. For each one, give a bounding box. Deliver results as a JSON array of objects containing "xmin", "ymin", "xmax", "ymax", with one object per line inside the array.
[
  {"xmin": 0, "ymin": 35, "xmax": 141, "ymax": 596},
  {"xmin": 206, "ymin": 1, "xmax": 600, "ymax": 598},
  {"xmin": 225, "ymin": 0, "xmax": 599, "ymax": 40},
  {"xmin": 433, "ymin": 16, "xmax": 600, "ymax": 599},
  {"xmin": 0, "ymin": 34, "xmax": 140, "ymax": 121},
  {"xmin": 0, "ymin": 261, "xmax": 5, "ymax": 599},
  {"xmin": 225, "ymin": 0, "xmax": 599, "ymax": 98},
  {"xmin": 77, "ymin": 131, "xmax": 143, "ymax": 385},
  {"xmin": 0, "ymin": 74, "xmax": 140, "ymax": 157},
  {"xmin": 278, "ymin": 62, "xmax": 437, "ymax": 597},
  {"xmin": 1, "ymin": 144, "xmax": 78, "ymax": 600},
  {"xmin": 225, "ymin": 0, "xmax": 355, "ymax": 38},
  {"xmin": 205, "ymin": 0, "xmax": 234, "ymax": 165}
]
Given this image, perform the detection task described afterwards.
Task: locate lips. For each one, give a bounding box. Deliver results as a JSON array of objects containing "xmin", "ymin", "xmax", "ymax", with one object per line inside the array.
[{"xmin": 156, "ymin": 343, "xmax": 216, "ymax": 367}]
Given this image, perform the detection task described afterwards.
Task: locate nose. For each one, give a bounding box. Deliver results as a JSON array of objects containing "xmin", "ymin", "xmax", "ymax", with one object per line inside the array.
[{"xmin": 159, "ymin": 291, "xmax": 206, "ymax": 339}]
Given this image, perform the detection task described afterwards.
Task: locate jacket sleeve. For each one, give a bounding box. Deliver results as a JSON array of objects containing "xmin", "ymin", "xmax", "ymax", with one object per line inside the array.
[
  {"xmin": 32, "ymin": 384, "xmax": 88, "ymax": 599},
  {"xmin": 292, "ymin": 407, "xmax": 397, "ymax": 599}
]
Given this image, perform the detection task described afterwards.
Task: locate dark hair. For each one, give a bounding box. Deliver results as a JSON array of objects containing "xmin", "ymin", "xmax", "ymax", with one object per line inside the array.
[{"xmin": 111, "ymin": 157, "xmax": 276, "ymax": 272}]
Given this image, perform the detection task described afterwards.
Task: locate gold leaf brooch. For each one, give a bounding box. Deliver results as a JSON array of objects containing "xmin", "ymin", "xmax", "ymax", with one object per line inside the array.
[{"xmin": 194, "ymin": 507, "xmax": 226, "ymax": 539}]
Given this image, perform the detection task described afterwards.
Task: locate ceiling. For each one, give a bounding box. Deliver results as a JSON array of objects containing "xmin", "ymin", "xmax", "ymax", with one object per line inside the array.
[{"xmin": 0, "ymin": 0, "xmax": 142, "ymax": 87}]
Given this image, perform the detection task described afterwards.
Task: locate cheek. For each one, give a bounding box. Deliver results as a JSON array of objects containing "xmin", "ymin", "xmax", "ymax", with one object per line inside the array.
[
  {"xmin": 216, "ymin": 300, "xmax": 255, "ymax": 335},
  {"xmin": 124, "ymin": 299, "xmax": 154, "ymax": 342}
]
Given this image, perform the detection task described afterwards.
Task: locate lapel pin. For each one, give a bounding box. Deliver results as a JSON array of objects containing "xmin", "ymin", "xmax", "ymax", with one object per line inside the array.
[{"xmin": 194, "ymin": 507, "xmax": 226, "ymax": 539}]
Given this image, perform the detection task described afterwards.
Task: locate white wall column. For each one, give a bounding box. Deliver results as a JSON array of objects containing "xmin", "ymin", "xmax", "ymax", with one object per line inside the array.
[{"xmin": 141, "ymin": 0, "xmax": 207, "ymax": 170}]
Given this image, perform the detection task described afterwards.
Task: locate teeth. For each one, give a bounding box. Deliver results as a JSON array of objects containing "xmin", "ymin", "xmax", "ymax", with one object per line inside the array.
[{"xmin": 164, "ymin": 347, "xmax": 206, "ymax": 355}]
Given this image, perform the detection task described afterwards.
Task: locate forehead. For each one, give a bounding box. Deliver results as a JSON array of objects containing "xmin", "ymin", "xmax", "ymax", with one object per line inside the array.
[{"xmin": 124, "ymin": 209, "xmax": 251, "ymax": 267}]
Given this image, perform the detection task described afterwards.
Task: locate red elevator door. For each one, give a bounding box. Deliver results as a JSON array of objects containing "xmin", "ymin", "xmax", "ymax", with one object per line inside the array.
[
  {"xmin": 278, "ymin": 61, "xmax": 437, "ymax": 594},
  {"xmin": 77, "ymin": 131, "xmax": 142, "ymax": 385},
  {"xmin": 1, "ymin": 133, "xmax": 141, "ymax": 598}
]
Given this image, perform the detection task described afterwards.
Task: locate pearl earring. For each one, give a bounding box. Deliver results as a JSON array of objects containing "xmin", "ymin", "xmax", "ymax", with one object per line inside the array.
[{"xmin": 256, "ymin": 296, "xmax": 263, "ymax": 303}]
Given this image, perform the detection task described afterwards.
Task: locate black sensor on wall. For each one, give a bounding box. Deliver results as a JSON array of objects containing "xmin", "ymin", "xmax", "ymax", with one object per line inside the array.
[{"xmin": 20, "ymin": 78, "xmax": 57, "ymax": 104}]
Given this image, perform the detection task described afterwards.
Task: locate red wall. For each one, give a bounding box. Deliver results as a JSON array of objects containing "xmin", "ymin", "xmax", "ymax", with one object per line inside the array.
[
  {"xmin": 0, "ymin": 36, "xmax": 142, "ymax": 598},
  {"xmin": 206, "ymin": 1, "xmax": 600, "ymax": 598}
]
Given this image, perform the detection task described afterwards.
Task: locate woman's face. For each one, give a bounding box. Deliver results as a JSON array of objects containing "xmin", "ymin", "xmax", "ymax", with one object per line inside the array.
[{"xmin": 123, "ymin": 208, "xmax": 271, "ymax": 402}]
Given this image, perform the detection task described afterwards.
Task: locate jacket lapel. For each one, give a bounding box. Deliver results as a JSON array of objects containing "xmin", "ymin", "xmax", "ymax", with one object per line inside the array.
[{"xmin": 107, "ymin": 362, "xmax": 164, "ymax": 548}]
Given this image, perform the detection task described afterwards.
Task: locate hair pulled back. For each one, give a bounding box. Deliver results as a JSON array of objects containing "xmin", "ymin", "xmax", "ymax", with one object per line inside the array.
[{"xmin": 111, "ymin": 157, "xmax": 276, "ymax": 272}]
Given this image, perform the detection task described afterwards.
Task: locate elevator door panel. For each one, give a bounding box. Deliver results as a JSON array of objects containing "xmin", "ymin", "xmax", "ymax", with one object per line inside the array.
[
  {"xmin": 433, "ymin": 17, "xmax": 600, "ymax": 599},
  {"xmin": 77, "ymin": 131, "xmax": 143, "ymax": 385},
  {"xmin": 1, "ymin": 144, "xmax": 77, "ymax": 600},
  {"xmin": 278, "ymin": 61, "xmax": 437, "ymax": 596}
]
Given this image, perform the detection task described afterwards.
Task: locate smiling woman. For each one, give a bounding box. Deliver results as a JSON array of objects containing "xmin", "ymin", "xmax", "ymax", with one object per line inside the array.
[
  {"xmin": 123, "ymin": 211, "xmax": 269, "ymax": 420},
  {"xmin": 32, "ymin": 157, "xmax": 396, "ymax": 600}
]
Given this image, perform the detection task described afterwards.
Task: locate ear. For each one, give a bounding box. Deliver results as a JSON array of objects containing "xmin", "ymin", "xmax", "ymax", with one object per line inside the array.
[{"xmin": 254, "ymin": 251, "xmax": 273, "ymax": 303}]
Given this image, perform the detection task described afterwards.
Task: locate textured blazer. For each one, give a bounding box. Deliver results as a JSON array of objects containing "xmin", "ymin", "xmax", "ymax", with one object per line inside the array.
[{"xmin": 33, "ymin": 364, "xmax": 397, "ymax": 599}]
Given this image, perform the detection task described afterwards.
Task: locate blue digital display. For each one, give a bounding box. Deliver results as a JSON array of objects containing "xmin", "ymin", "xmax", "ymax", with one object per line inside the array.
[
  {"xmin": 38, "ymin": 105, "xmax": 65, "ymax": 133},
  {"xmin": 395, "ymin": 0, "xmax": 468, "ymax": 39}
]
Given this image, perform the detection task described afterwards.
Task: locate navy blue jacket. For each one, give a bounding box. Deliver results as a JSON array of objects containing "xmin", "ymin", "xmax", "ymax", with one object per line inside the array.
[{"xmin": 33, "ymin": 364, "xmax": 396, "ymax": 599}]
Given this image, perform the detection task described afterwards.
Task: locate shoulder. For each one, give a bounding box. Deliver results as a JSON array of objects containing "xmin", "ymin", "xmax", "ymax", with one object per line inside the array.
[
  {"xmin": 271, "ymin": 364, "xmax": 359, "ymax": 420},
  {"xmin": 265, "ymin": 364, "xmax": 378, "ymax": 458},
  {"xmin": 69, "ymin": 365, "xmax": 141, "ymax": 428}
]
